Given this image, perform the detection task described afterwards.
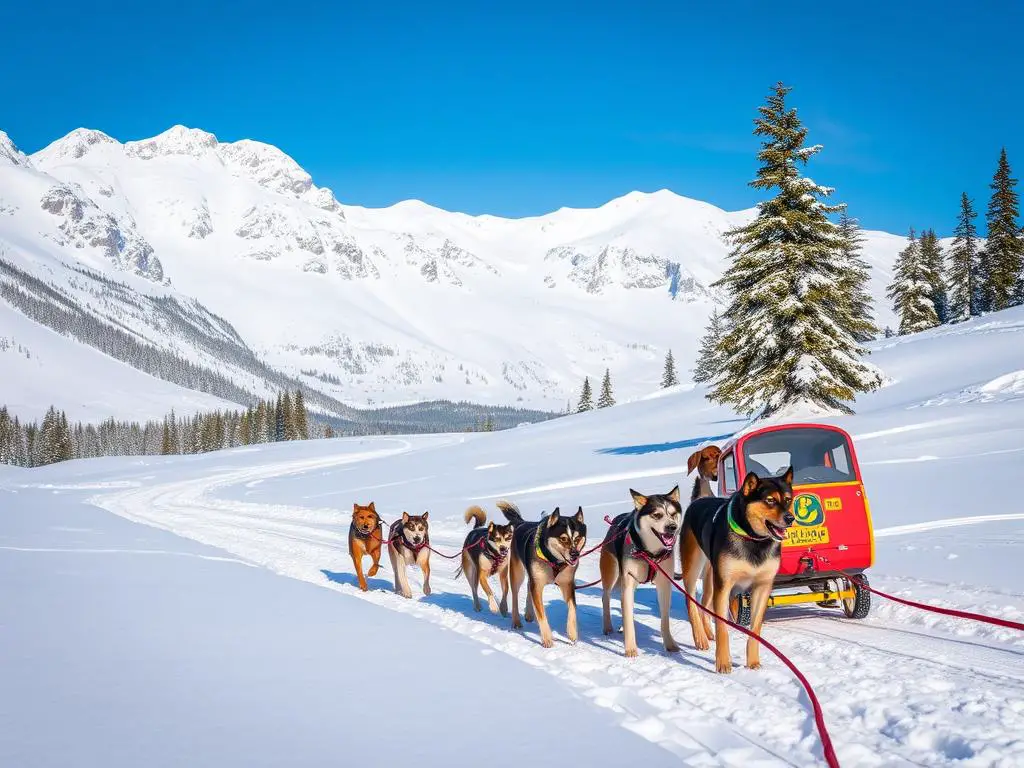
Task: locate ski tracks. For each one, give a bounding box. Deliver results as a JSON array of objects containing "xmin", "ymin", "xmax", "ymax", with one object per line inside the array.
[{"xmin": 92, "ymin": 447, "xmax": 1024, "ymax": 768}]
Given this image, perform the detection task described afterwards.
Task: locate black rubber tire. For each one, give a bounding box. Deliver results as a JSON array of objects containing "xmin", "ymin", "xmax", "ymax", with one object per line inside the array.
[
  {"xmin": 842, "ymin": 573, "xmax": 871, "ymax": 619},
  {"xmin": 731, "ymin": 593, "xmax": 752, "ymax": 627}
]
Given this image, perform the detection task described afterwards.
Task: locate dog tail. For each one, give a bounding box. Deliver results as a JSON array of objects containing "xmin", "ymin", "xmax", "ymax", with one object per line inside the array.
[
  {"xmin": 496, "ymin": 499, "xmax": 524, "ymax": 525},
  {"xmin": 453, "ymin": 563, "xmax": 464, "ymax": 580},
  {"xmin": 464, "ymin": 505, "xmax": 487, "ymax": 528}
]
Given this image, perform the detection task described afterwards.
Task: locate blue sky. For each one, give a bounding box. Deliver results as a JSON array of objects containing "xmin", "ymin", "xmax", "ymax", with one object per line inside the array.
[{"xmin": 1, "ymin": 0, "xmax": 1019, "ymax": 234}]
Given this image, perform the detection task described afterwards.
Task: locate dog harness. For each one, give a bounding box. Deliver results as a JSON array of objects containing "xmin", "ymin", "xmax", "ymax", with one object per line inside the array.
[
  {"xmin": 623, "ymin": 521, "xmax": 672, "ymax": 584},
  {"xmin": 486, "ymin": 541, "xmax": 508, "ymax": 576}
]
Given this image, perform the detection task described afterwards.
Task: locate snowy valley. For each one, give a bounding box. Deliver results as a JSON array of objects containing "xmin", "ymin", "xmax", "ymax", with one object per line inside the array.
[
  {"xmin": 2, "ymin": 305, "xmax": 1022, "ymax": 766},
  {"xmin": 1, "ymin": 125, "xmax": 905, "ymax": 425}
]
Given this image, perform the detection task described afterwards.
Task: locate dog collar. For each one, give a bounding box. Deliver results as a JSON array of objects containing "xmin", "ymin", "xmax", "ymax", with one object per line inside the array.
[
  {"xmin": 534, "ymin": 524, "xmax": 572, "ymax": 575},
  {"xmin": 726, "ymin": 498, "xmax": 768, "ymax": 541}
]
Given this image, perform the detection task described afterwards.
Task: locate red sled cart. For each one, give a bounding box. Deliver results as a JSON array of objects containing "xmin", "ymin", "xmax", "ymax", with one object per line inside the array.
[{"xmin": 716, "ymin": 422, "xmax": 874, "ymax": 623}]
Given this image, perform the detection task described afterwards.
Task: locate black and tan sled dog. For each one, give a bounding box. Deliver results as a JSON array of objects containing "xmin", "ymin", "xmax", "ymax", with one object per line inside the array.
[
  {"xmin": 455, "ymin": 506, "xmax": 514, "ymax": 614},
  {"xmin": 387, "ymin": 511, "xmax": 431, "ymax": 599},
  {"xmin": 599, "ymin": 486, "xmax": 683, "ymax": 657},
  {"xmin": 499, "ymin": 500, "xmax": 586, "ymax": 648},
  {"xmin": 680, "ymin": 468, "xmax": 795, "ymax": 673}
]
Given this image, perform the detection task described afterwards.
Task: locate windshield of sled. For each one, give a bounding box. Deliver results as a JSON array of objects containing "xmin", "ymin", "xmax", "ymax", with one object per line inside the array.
[{"xmin": 741, "ymin": 428, "xmax": 856, "ymax": 485}]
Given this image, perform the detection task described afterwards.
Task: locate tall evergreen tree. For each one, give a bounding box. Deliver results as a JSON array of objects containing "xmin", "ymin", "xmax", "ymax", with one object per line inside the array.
[
  {"xmin": 576, "ymin": 377, "xmax": 594, "ymax": 412},
  {"xmin": 948, "ymin": 192, "xmax": 980, "ymax": 322},
  {"xmin": 982, "ymin": 148, "xmax": 1023, "ymax": 311},
  {"xmin": 274, "ymin": 394, "xmax": 286, "ymax": 442},
  {"xmin": 661, "ymin": 349, "xmax": 679, "ymax": 388},
  {"xmin": 887, "ymin": 229, "xmax": 940, "ymax": 335},
  {"xmin": 597, "ymin": 369, "xmax": 615, "ymax": 408},
  {"xmin": 281, "ymin": 391, "xmax": 295, "ymax": 440},
  {"xmin": 709, "ymin": 83, "xmax": 882, "ymax": 415},
  {"xmin": 836, "ymin": 212, "xmax": 878, "ymax": 342},
  {"xmin": 692, "ymin": 310, "xmax": 725, "ymax": 384},
  {"xmin": 293, "ymin": 390, "xmax": 309, "ymax": 440},
  {"xmin": 919, "ymin": 229, "xmax": 948, "ymax": 323}
]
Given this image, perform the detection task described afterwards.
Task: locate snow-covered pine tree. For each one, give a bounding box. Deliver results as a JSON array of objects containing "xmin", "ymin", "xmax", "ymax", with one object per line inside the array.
[
  {"xmin": 919, "ymin": 229, "xmax": 948, "ymax": 323},
  {"xmin": 161, "ymin": 418, "xmax": 173, "ymax": 455},
  {"xmin": 836, "ymin": 212, "xmax": 878, "ymax": 341},
  {"xmin": 324, "ymin": 424, "xmax": 335, "ymax": 439},
  {"xmin": 597, "ymin": 369, "xmax": 615, "ymax": 408},
  {"xmin": 281, "ymin": 392, "xmax": 295, "ymax": 440},
  {"xmin": 577, "ymin": 377, "xmax": 594, "ymax": 412},
  {"xmin": 274, "ymin": 394, "xmax": 286, "ymax": 442},
  {"xmin": 661, "ymin": 350, "xmax": 679, "ymax": 388},
  {"xmin": 709, "ymin": 82, "xmax": 883, "ymax": 416},
  {"xmin": 887, "ymin": 229, "xmax": 940, "ymax": 335},
  {"xmin": 692, "ymin": 310, "xmax": 725, "ymax": 384},
  {"xmin": 948, "ymin": 192, "xmax": 980, "ymax": 322},
  {"xmin": 293, "ymin": 390, "xmax": 309, "ymax": 440},
  {"xmin": 983, "ymin": 148, "xmax": 1023, "ymax": 311}
]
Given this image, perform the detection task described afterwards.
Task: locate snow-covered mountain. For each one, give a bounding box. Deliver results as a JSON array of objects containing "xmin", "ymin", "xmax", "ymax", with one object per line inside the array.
[{"xmin": 0, "ymin": 125, "xmax": 904, "ymax": 421}]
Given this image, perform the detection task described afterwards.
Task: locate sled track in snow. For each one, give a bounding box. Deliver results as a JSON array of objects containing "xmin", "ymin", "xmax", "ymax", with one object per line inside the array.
[{"xmin": 92, "ymin": 445, "xmax": 1024, "ymax": 767}]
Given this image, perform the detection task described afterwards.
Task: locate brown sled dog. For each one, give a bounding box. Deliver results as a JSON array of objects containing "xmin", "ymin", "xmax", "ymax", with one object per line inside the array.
[
  {"xmin": 349, "ymin": 502, "xmax": 384, "ymax": 591},
  {"xmin": 455, "ymin": 506, "xmax": 514, "ymax": 614},
  {"xmin": 388, "ymin": 511, "xmax": 432, "ymax": 598}
]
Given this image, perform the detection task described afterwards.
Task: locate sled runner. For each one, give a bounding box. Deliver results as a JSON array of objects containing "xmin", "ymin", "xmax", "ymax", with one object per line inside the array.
[{"xmin": 716, "ymin": 423, "xmax": 873, "ymax": 623}]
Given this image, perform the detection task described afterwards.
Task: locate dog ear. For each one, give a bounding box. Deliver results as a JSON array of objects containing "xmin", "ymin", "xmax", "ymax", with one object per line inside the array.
[
  {"xmin": 547, "ymin": 508, "xmax": 560, "ymax": 524},
  {"xmin": 402, "ymin": 511, "xmax": 409, "ymax": 523},
  {"xmin": 686, "ymin": 450, "xmax": 701, "ymax": 474},
  {"xmin": 667, "ymin": 485, "xmax": 681, "ymax": 503},
  {"xmin": 487, "ymin": 521, "xmax": 495, "ymax": 533},
  {"xmin": 422, "ymin": 511, "xmax": 429, "ymax": 520},
  {"xmin": 781, "ymin": 466, "xmax": 794, "ymax": 486},
  {"xmin": 368, "ymin": 501, "xmax": 376, "ymax": 512},
  {"xmin": 741, "ymin": 472, "xmax": 759, "ymax": 497},
  {"xmin": 353, "ymin": 503, "xmax": 359, "ymax": 512},
  {"xmin": 574, "ymin": 506, "xmax": 585, "ymax": 524},
  {"xmin": 629, "ymin": 489, "xmax": 647, "ymax": 510}
]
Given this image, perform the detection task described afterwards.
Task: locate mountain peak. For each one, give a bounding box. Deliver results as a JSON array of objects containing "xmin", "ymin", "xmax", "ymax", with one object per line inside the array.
[
  {"xmin": 33, "ymin": 128, "xmax": 118, "ymax": 164},
  {"xmin": 0, "ymin": 130, "xmax": 30, "ymax": 167},
  {"xmin": 125, "ymin": 125, "xmax": 219, "ymax": 160},
  {"xmin": 217, "ymin": 138, "xmax": 313, "ymax": 197}
]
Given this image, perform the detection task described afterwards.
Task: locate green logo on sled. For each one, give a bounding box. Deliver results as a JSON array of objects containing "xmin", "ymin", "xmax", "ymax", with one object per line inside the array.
[{"xmin": 793, "ymin": 494, "xmax": 825, "ymax": 526}]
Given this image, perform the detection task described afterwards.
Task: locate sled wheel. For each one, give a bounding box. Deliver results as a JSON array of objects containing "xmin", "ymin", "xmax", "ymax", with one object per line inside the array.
[
  {"xmin": 842, "ymin": 573, "xmax": 871, "ymax": 619},
  {"xmin": 730, "ymin": 593, "xmax": 752, "ymax": 627}
]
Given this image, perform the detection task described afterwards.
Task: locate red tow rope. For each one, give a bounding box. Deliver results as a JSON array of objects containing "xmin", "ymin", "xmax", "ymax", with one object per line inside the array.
[
  {"xmin": 819, "ymin": 559, "xmax": 1024, "ymax": 632},
  {"xmin": 635, "ymin": 547, "xmax": 841, "ymax": 768}
]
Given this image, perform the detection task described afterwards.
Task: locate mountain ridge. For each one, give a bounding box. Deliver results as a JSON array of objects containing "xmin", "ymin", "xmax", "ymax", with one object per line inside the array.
[{"xmin": 1, "ymin": 124, "xmax": 905, "ymax": 422}]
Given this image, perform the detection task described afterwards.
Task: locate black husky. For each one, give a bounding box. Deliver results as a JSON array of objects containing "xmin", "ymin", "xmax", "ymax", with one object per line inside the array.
[
  {"xmin": 499, "ymin": 500, "xmax": 587, "ymax": 648},
  {"xmin": 679, "ymin": 468, "xmax": 795, "ymax": 673}
]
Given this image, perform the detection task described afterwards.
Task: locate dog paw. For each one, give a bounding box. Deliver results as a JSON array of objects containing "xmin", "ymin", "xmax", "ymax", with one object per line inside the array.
[
  {"xmin": 603, "ymin": 625, "xmax": 613, "ymax": 636},
  {"xmin": 499, "ymin": 603, "xmax": 508, "ymax": 617},
  {"xmin": 488, "ymin": 599, "xmax": 498, "ymax": 613},
  {"xmin": 693, "ymin": 635, "xmax": 710, "ymax": 651},
  {"xmin": 401, "ymin": 590, "xmax": 412, "ymax": 599},
  {"xmin": 746, "ymin": 660, "xmax": 761, "ymax": 670},
  {"xmin": 541, "ymin": 638, "xmax": 554, "ymax": 649},
  {"xmin": 512, "ymin": 619, "xmax": 523, "ymax": 629},
  {"xmin": 716, "ymin": 658, "xmax": 733, "ymax": 674},
  {"xmin": 664, "ymin": 642, "xmax": 681, "ymax": 654},
  {"xmin": 423, "ymin": 584, "xmax": 431, "ymax": 596},
  {"xmin": 367, "ymin": 566, "xmax": 380, "ymax": 577},
  {"xmin": 673, "ymin": 572, "xmax": 683, "ymax": 579},
  {"xmin": 625, "ymin": 646, "xmax": 639, "ymax": 658}
]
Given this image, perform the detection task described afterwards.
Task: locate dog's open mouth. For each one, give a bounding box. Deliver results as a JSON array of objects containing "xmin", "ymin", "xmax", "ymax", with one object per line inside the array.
[
  {"xmin": 656, "ymin": 531, "xmax": 676, "ymax": 547},
  {"xmin": 765, "ymin": 521, "xmax": 789, "ymax": 541}
]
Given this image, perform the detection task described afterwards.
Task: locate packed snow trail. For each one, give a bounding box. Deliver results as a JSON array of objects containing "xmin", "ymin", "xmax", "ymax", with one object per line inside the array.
[{"xmin": 92, "ymin": 440, "xmax": 1024, "ymax": 768}]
